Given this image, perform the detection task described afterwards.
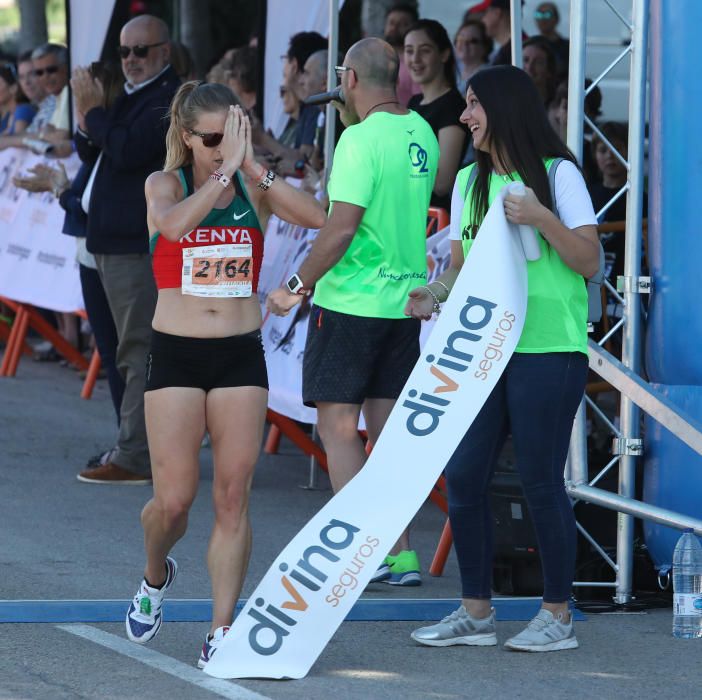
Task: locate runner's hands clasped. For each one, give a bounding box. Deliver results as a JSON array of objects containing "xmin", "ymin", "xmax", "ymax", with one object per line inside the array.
[
  {"xmin": 220, "ymin": 105, "xmax": 249, "ymax": 175},
  {"xmin": 404, "ymin": 286, "xmax": 435, "ymax": 321}
]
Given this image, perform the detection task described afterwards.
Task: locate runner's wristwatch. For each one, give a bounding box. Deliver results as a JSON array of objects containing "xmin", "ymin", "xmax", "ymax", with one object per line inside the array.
[{"xmin": 286, "ymin": 273, "xmax": 312, "ymax": 296}]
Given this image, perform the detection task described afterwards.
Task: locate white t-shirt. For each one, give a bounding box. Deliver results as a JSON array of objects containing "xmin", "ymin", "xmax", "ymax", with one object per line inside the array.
[{"xmin": 448, "ymin": 160, "xmax": 597, "ymax": 240}]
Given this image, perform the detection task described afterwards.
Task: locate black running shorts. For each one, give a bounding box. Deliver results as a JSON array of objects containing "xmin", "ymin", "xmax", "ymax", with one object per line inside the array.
[
  {"xmin": 145, "ymin": 329, "xmax": 268, "ymax": 392},
  {"xmin": 302, "ymin": 305, "xmax": 420, "ymax": 407}
]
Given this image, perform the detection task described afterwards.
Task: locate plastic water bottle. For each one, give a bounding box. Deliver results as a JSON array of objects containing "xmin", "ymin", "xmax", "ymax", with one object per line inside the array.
[
  {"xmin": 672, "ymin": 529, "xmax": 702, "ymax": 638},
  {"xmin": 506, "ymin": 182, "xmax": 541, "ymax": 261}
]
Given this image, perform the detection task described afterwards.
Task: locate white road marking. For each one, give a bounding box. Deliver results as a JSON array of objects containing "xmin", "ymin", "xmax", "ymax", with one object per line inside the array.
[{"xmin": 57, "ymin": 624, "xmax": 272, "ymax": 700}]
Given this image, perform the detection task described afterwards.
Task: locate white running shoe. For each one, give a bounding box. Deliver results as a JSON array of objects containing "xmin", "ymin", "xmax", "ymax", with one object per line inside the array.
[
  {"xmin": 411, "ymin": 605, "xmax": 497, "ymax": 647},
  {"xmin": 125, "ymin": 557, "xmax": 178, "ymax": 644},
  {"xmin": 198, "ymin": 625, "xmax": 230, "ymax": 668},
  {"xmin": 504, "ymin": 609, "xmax": 579, "ymax": 652}
]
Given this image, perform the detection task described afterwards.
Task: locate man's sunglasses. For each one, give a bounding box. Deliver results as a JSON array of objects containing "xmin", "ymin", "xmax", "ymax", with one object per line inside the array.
[
  {"xmin": 534, "ymin": 10, "xmax": 555, "ymax": 20},
  {"xmin": 118, "ymin": 42, "xmax": 166, "ymax": 59},
  {"xmin": 188, "ymin": 128, "xmax": 223, "ymax": 148},
  {"xmin": 34, "ymin": 65, "xmax": 60, "ymax": 77}
]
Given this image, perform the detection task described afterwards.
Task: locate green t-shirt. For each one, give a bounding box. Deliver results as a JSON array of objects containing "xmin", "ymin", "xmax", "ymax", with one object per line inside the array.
[
  {"xmin": 456, "ymin": 161, "xmax": 589, "ymax": 354},
  {"xmin": 314, "ymin": 110, "xmax": 439, "ymax": 318}
]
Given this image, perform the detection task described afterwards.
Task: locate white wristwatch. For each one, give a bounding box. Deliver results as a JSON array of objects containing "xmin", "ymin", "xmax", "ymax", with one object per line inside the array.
[{"xmin": 286, "ymin": 273, "xmax": 312, "ymax": 296}]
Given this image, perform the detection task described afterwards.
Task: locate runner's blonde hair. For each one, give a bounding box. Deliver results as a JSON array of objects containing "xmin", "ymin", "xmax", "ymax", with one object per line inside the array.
[{"xmin": 164, "ymin": 81, "xmax": 242, "ymax": 172}]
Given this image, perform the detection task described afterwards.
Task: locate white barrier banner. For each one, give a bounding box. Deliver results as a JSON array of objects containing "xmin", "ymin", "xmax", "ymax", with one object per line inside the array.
[
  {"xmin": 0, "ymin": 149, "xmax": 83, "ymax": 312},
  {"xmin": 205, "ymin": 186, "xmax": 528, "ymax": 679}
]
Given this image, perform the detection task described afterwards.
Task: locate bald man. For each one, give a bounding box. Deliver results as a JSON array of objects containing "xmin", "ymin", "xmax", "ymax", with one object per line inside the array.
[
  {"xmin": 267, "ymin": 38, "xmax": 439, "ymax": 586},
  {"xmin": 72, "ymin": 14, "xmax": 180, "ymax": 485}
]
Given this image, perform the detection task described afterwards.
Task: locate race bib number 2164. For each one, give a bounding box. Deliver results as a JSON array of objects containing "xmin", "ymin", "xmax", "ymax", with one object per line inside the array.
[{"xmin": 181, "ymin": 243, "xmax": 252, "ymax": 298}]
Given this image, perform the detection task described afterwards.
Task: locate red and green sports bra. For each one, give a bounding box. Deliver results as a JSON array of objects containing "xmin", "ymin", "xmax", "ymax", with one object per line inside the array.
[{"xmin": 150, "ymin": 166, "xmax": 264, "ymax": 298}]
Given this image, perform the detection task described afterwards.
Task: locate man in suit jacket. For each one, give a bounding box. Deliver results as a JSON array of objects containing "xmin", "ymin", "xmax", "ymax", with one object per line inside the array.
[{"xmin": 72, "ymin": 14, "xmax": 180, "ymax": 483}]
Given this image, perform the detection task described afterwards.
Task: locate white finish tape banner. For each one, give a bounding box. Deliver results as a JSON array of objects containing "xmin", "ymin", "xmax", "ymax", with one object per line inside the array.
[
  {"xmin": 0, "ymin": 149, "xmax": 83, "ymax": 312},
  {"xmin": 205, "ymin": 186, "xmax": 528, "ymax": 679}
]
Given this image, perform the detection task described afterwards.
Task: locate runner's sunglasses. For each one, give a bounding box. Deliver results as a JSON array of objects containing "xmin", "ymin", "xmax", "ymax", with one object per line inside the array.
[
  {"xmin": 118, "ymin": 42, "xmax": 167, "ymax": 59},
  {"xmin": 188, "ymin": 129, "xmax": 224, "ymax": 148}
]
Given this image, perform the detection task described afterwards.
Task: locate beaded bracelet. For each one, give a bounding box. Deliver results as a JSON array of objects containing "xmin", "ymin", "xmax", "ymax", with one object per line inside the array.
[
  {"xmin": 423, "ymin": 285, "xmax": 442, "ymax": 315},
  {"xmin": 434, "ymin": 280, "xmax": 450, "ymax": 300}
]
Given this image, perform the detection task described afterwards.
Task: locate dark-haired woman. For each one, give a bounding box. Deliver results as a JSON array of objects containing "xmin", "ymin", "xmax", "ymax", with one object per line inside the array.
[
  {"xmin": 405, "ymin": 19, "xmax": 469, "ymax": 211},
  {"xmin": 406, "ymin": 66, "xmax": 599, "ymax": 652},
  {"xmin": 124, "ymin": 81, "xmax": 326, "ymax": 665}
]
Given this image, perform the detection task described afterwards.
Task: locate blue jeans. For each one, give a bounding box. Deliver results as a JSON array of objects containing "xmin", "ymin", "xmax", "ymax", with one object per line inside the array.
[{"xmin": 445, "ymin": 351, "xmax": 588, "ymax": 603}]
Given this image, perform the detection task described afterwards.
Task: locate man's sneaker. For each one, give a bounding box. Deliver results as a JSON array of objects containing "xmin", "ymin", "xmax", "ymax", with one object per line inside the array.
[
  {"xmin": 77, "ymin": 462, "xmax": 152, "ymax": 485},
  {"xmin": 369, "ymin": 558, "xmax": 391, "ymax": 583},
  {"xmin": 125, "ymin": 557, "xmax": 178, "ymax": 644},
  {"xmin": 411, "ymin": 605, "xmax": 497, "ymax": 647},
  {"xmin": 386, "ymin": 550, "xmax": 421, "ymax": 586},
  {"xmin": 504, "ymin": 609, "xmax": 579, "ymax": 652},
  {"xmin": 198, "ymin": 625, "xmax": 229, "ymax": 668}
]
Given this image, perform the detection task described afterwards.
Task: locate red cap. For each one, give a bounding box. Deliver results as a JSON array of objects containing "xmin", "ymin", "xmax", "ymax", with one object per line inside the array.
[{"xmin": 467, "ymin": 0, "xmax": 492, "ymax": 12}]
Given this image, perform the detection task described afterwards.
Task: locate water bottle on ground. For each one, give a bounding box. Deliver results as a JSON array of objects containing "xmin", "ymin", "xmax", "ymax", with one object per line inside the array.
[{"xmin": 672, "ymin": 529, "xmax": 702, "ymax": 639}]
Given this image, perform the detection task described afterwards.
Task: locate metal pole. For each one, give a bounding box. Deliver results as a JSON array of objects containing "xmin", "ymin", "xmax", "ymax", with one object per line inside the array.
[
  {"xmin": 510, "ymin": 0, "xmax": 523, "ymax": 68},
  {"xmin": 566, "ymin": 0, "xmax": 587, "ymax": 161},
  {"xmin": 323, "ymin": 0, "xmax": 339, "ymax": 188},
  {"xmin": 565, "ymin": 0, "xmax": 589, "ymax": 502},
  {"xmin": 613, "ymin": 0, "xmax": 649, "ymax": 605},
  {"xmin": 568, "ymin": 484, "xmax": 702, "ymax": 536}
]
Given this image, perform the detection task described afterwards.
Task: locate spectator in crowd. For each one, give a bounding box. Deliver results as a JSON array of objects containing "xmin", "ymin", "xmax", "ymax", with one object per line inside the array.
[
  {"xmin": 252, "ymin": 32, "xmax": 327, "ymax": 177},
  {"xmin": 462, "ymin": 0, "xmax": 492, "ymax": 21},
  {"xmin": 70, "ymin": 14, "xmax": 180, "ymax": 484},
  {"xmin": 454, "ymin": 19, "xmax": 491, "ymax": 96},
  {"xmin": 13, "ymin": 61, "xmax": 127, "ymax": 437},
  {"xmin": 277, "ymin": 83, "xmax": 301, "ymax": 148},
  {"xmin": 125, "ymin": 83, "xmax": 325, "ymax": 662},
  {"xmin": 407, "ymin": 64, "xmax": 599, "ymax": 652},
  {"xmin": 17, "ymin": 50, "xmax": 44, "ymax": 108},
  {"xmin": 31, "ymin": 43, "xmax": 71, "ymax": 140},
  {"xmin": 484, "ymin": 0, "xmax": 525, "ymax": 66},
  {"xmin": 297, "ymin": 49, "xmax": 329, "ymax": 171},
  {"xmin": 383, "ymin": 3, "xmax": 421, "ymax": 106},
  {"xmin": 282, "ymin": 31, "xmax": 328, "ymax": 106},
  {"xmin": 405, "ymin": 19, "xmax": 469, "ymax": 210},
  {"xmin": 589, "ymin": 121, "xmax": 647, "ymax": 310},
  {"xmin": 170, "ymin": 40, "xmax": 195, "ymax": 82},
  {"xmin": 0, "ymin": 45, "xmax": 67, "ymax": 150},
  {"xmin": 0, "ymin": 63, "xmax": 36, "ymax": 135},
  {"xmin": 534, "ymin": 2, "xmax": 569, "ymax": 72},
  {"xmin": 549, "ymin": 78, "xmax": 602, "ymax": 184},
  {"xmin": 267, "ymin": 38, "xmax": 439, "ymax": 588},
  {"xmin": 523, "ymin": 36, "xmax": 558, "ymax": 106},
  {"xmin": 223, "ymin": 46, "xmax": 258, "ymax": 111}
]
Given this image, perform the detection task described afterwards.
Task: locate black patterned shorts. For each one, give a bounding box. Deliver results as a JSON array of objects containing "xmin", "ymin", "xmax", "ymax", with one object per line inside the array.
[{"xmin": 302, "ymin": 305, "xmax": 420, "ymax": 407}]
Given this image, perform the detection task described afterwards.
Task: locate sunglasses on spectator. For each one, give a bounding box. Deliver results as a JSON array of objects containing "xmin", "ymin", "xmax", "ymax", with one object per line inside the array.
[
  {"xmin": 188, "ymin": 128, "xmax": 224, "ymax": 148},
  {"xmin": 34, "ymin": 65, "xmax": 60, "ymax": 77},
  {"xmin": 118, "ymin": 42, "xmax": 166, "ymax": 59},
  {"xmin": 534, "ymin": 10, "xmax": 554, "ymax": 19}
]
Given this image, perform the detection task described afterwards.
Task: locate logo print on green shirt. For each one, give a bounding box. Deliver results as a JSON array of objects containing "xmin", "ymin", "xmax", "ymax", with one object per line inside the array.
[{"xmin": 408, "ymin": 143, "xmax": 429, "ymax": 173}]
